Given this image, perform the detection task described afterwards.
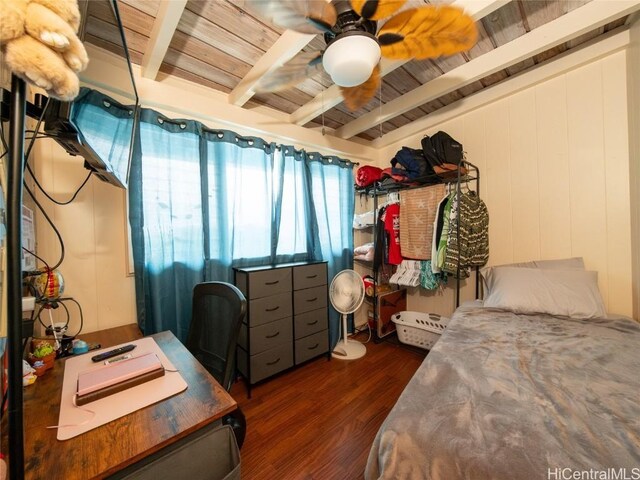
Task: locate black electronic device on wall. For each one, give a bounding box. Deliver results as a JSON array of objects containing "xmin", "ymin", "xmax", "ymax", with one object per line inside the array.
[{"xmin": 43, "ymin": 0, "xmax": 139, "ymax": 189}]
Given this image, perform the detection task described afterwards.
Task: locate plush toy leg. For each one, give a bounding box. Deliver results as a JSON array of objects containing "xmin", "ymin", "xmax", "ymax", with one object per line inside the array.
[
  {"xmin": 0, "ymin": 0, "xmax": 28, "ymax": 42},
  {"xmin": 26, "ymin": 3, "xmax": 76, "ymax": 50},
  {"xmin": 4, "ymin": 35, "xmax": 79, "ymax": 100},
  {"xmin": 32, "ymin": 0, "xmax": 81, "ymax": 32},
  {"xmin": 24, "ymin": 3, "xmax": 89, "ymax": 72}
]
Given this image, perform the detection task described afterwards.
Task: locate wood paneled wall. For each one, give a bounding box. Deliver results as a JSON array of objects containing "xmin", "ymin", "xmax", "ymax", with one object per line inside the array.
[
  {"xmin": 629, "ymin": 18, "xmax": 640, "ymax": 320},
  {"xmin": 379, "ymin": 49, "xmax": 634, "ymax": 319},
  {"xmin": 32, "ymin": 139, "xmax": 136, "ymax": 334}
]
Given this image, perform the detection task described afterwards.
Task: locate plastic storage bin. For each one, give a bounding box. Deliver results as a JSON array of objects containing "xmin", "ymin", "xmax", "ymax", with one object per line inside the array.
[
  {"xmin": 392, "ymin": 311, "xmax": 450, "ymax": 350},
  {"xmin": 115, "ymin": 424, "xmax": 240, "ymax": 480}
]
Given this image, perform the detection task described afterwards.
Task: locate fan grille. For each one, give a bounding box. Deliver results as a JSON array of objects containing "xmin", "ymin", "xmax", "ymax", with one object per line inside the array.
[{"xmin": 329, "ymin": 269, "xmax": 365, "ymax": 314}]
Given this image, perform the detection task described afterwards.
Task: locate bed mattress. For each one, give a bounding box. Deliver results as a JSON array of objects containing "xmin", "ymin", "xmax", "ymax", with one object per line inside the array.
[{"xmin": 365, "ymin": 305, "xmax": 640, "ymax": 479}]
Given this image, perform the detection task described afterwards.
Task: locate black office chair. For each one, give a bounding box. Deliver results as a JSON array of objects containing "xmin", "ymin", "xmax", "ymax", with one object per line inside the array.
[{"xmin": 186, "ymin": 281, "xmax": 247, "ymax": 449}]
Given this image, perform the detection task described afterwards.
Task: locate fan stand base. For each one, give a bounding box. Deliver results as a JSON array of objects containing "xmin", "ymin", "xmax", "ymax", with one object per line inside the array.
[{"xmin": 332, "ymin": 339, "xmax": 366, "ymax": 360}]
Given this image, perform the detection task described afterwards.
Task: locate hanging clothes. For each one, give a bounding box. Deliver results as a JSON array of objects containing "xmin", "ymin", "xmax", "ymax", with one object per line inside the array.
[
  {"xmin": 431, "ymin": 190, "xmax": 452, "ymax": 273},
  {"xmin": 399, "ymin": 183, "xmax": 446, "ymax": 260},
  {"xmin": 384, "ymin": 203, "xmax": 402, "ymax": 265},
  {"xmin": 442, "ymin": 190, "xmax": 489, "ymax": 277},
  {"xmin": 373, "ymin": 205, "xmax": 387, "ymax": 270},
  {"xmin": 420, "ymin": 260, "xmax": 446, "ymax": 290},
  {"xmin": 463, "ymin": 191, "xmax": 490, "ymax": 266},
  {"xmin": 436, "ymin": 192, "xmax": 455, "ymax": 271}
]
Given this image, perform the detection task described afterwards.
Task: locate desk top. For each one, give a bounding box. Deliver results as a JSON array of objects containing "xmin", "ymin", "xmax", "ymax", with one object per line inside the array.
[{"xmin": 15, "ymin": 325, "xmax": 237, "ymax": 480}]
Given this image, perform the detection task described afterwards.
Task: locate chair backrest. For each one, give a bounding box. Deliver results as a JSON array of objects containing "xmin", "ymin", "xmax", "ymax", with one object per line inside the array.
[{"xmin": 186, "ymin": 282, "xmax": 247, "ymax": 392}]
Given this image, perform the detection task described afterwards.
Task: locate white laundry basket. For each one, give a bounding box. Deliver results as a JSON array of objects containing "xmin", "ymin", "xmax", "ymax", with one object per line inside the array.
[{"xmin": 392, "ymin": 311, "xmax": 450, "ymax": 350}]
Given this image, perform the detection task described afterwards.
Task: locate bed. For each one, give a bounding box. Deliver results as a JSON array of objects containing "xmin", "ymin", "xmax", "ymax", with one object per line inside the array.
[{"xmin": 365, "ymin": 281, "xmax": 640, "ymax": 479}]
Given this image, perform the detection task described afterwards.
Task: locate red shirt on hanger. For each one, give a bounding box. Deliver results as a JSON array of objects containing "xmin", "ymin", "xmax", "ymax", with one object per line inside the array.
[{"xmin": 384, "ymin": 203, "xmax": 402, "ymax": 265}]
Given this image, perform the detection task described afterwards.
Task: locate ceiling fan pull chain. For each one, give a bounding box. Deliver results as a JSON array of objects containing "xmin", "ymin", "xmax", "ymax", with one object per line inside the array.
[
  {"xmin": 378, "ymin": 74, "xmax": 383, "ymax": 139},
  {"xmin": 321, "ymin": 87, "xmax": 326, "ymax": 136}
]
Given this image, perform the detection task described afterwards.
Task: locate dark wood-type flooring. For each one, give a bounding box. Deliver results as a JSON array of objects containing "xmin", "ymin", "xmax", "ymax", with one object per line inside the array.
[{"xmin": 230, "ymin": 334, "xmax": 426, "ymax": 480}]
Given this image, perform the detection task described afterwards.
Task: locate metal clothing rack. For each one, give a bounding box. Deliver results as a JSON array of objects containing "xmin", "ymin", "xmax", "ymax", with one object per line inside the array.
[
  {"xmin": 5, "ymin": 75, "xmax": 28, "ymax": 480},
  {"xmin": 355, "ymin": 160, "xmax": 481, "ymax": 340}
]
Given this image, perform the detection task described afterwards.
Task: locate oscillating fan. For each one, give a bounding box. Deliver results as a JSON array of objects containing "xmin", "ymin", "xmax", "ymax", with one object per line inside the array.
[{"xmin": 330, "ymin": 269, "xmax": 366, "ymax": 360}]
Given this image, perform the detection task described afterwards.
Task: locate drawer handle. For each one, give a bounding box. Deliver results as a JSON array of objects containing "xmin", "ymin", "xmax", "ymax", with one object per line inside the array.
[
  {"xmin": 305, "ymin": 274, "xmax": 318, "ymax": 279},
  {"xmin": 306, "ymin": 297, "xmax": 318, "ymax": 302},
  {"xmin": 265, "ymin": 331, "xmax": 280, "ymax": 339},
  {"xmin": 266, "ymin": 357, "xmax": 280, "ymax": 366},
  {"xmin": 308, "ymin": 343, "xmax": 319, "ymax": 350},
  {"xmin": 265, "ymin": 306, "xmax": 280, "ymax": 312},
  {"xmin": 265, "ymin": 280, "xmax": 279, "ymax": 286},
  {"xmin": 306, "ymin": 320, "xmax": 318, "ymax": 326}
]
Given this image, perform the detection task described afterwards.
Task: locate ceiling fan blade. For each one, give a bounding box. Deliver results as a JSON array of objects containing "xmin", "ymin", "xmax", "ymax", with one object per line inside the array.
[
  {"xmin": 377, "ymin": 5, "xmax": 478, "ymax": 60},
  {"xmin": 245, "ymin": 0, "xmax": 337, "ymax": 34},
  {"xmin": 255, "ymin": 51, "xmax": 324, "ymax": 92},
  {"xmin": 340, "ymin": 63, "xmax": 380, "ymax": 111},
  {"xmin": 350, "ymin": 0, "xmax": 407, "ymax": 21}
]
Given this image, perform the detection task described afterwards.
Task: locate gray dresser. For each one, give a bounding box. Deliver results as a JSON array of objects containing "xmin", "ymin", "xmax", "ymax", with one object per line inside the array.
[{"xmin": 234, "ymin": 261, "xmax": 329, "ymax": 396}]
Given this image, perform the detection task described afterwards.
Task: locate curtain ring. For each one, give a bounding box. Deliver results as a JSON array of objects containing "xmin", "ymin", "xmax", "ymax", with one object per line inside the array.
[
  {"xmin": 158, "ymin": 118, "xmax": 164, "ymax": 124},
  {"xmin": 128, "ymin": 110, "xmax": 133, "ymax": 116},
  {"xmin": 235, "ymin": 137, "xmax": 239, "ymax": 142},
  {"xmin": 309, "ymin": 154, "xmax": 314, "ymax": 159},
  {"xmin": 103, "ymin": 100, "xmax": 111, "ymax": 108},
  {"xmin": 328, "ymin": 159, "xmax": 333, "ymax": 163},
  {"xmin": 180, "ymin": 123, "xmax": 186, "ymax": 129},
  {"xmin": 248, "ymin": 139, "xmax": 254, "ymax": 146},
  {"xmin": 217, "ymin": 132, "xmax": 224, "ymax": 139}
]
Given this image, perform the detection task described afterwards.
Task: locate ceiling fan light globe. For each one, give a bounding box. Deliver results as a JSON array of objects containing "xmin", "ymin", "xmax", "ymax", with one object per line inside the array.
[{"xmin": 323, "ymin": 34, "xmax": 381, "ymax": 88}]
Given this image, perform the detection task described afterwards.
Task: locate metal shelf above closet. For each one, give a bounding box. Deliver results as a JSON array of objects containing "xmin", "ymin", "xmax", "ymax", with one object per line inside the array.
[{"xmin": 355, "ymin": 161, "xmax": 479, "ymax": 197}]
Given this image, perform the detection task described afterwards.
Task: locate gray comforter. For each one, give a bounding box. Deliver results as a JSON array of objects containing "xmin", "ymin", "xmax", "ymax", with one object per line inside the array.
[{"xmin": 365, "ymin": 305, "xmax": 640, "ymax": 479}]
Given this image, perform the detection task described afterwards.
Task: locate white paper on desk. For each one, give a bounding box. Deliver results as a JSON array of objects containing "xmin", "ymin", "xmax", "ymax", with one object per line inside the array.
[{"xmin": 57, "ymin": 337, "xmax": 188, "ymax": 440}]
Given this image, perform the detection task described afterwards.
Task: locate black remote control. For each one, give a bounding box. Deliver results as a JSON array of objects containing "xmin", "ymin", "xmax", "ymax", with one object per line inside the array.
[{"xmin": 91, "ymin": 344, "xmax": 137, "ymax": 362}]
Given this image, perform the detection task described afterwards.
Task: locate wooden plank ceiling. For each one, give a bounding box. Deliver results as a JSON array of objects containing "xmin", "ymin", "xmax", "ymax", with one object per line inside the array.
[{"xmin": 84, "ymin": 0, "xmax": 629, "ymax": 142}]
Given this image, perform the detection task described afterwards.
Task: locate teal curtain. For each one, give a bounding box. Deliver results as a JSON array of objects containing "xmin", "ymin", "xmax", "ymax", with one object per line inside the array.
[{"xmin": 129, "ymin": 108, "xmax": 355, "ymax": 346}]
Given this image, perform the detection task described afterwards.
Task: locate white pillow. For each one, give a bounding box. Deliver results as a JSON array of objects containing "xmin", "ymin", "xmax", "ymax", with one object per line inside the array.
[
  {"xmin": 480, "ymin": 257, "xmax": 585, "ymax": 296},
  {"xmin": 483, "ymin": 267, "xmax": 606, "ymax": 319}
]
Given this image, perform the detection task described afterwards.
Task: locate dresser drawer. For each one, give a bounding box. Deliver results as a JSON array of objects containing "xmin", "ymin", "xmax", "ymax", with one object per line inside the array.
[
  {"xmin": 293, "ymin": 263, "xmax": 327, "ymax": 290},
  {"xmin": 239, "ymin": 317, "xmax": 293, "ymax": 355},
  {"xmin": 293, "ymin": 285, "xmax": 327, "ymax": 314},
  {"xmin": 244, "ymin": 343, "xmax": 293, "ymax": 383},
  {"xmin": 294, "ymin": 308, "xmax": 327, "ymax": 339},
  {"xmin": 295, "ymin": 330, "xmax": 328, "ymax": 365},
  {"xmin": 246, "ymin": 268, "xmax": 292, "ymax": 299},
  {"xmin": 249, "ymin": 292, "xmax": 292, "ymax": 326}
]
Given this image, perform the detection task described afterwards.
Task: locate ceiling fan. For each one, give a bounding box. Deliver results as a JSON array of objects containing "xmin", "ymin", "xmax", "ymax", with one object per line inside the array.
[{"xmin": 248, "ymin": 0, "xmax": 478, "ymax": 111}]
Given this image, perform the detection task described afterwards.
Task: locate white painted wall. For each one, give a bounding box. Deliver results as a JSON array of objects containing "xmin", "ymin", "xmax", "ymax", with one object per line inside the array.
[
  {"xmin": 32, "ymin": 139, "xmax": 136, "ymax": 334},
  {"xmin": 379, "ymin": 48, "xmax": 634, "ymax": 319},
  {"xmin": 628, "ymin": 16, "xmax": 640, "ymax": 320}
]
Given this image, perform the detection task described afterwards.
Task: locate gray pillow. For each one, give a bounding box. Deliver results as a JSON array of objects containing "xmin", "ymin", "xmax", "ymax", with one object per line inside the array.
[
  {"xmin": 480, "ymin": 257, "xmax": 585, "ymax": 296},
  {"xmin": 483, "ymin": 267, "xmax": 606, "ymax": 319}
]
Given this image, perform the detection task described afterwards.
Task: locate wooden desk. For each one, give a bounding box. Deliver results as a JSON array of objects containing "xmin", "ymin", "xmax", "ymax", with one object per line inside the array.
[{"xmin": 14, "ymin": 325, "xmax": 237, "ymax": 480}]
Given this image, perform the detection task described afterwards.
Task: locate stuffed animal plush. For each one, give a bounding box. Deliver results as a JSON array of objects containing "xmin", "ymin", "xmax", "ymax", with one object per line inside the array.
[{"xmin": 0, "ymin": 0, "xmax": 88, "ymax": 100}]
